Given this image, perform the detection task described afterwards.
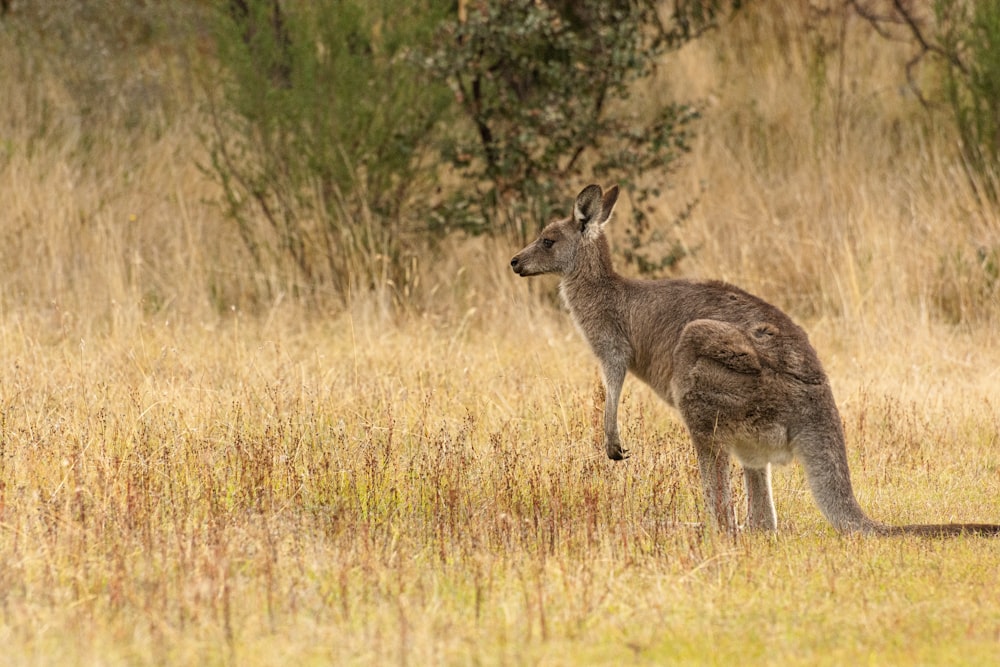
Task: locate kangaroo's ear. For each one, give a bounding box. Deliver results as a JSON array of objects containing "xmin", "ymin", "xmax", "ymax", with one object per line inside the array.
[
  {"xmin": 574, "ymin": 185, "xmax": 603, "ymax": 230},
  {"xmin": 599, "ymin": 185, "xmax": 620, "ymax": 225},
  {"xmin": 574, "ymin": 184, "xmax": 619, "ymax": 238}
]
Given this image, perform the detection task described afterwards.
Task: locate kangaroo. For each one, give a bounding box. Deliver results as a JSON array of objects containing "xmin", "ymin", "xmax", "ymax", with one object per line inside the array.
[{"xmin": 510, "ymin": 183, "xmax": 1000, "ymax": 536}]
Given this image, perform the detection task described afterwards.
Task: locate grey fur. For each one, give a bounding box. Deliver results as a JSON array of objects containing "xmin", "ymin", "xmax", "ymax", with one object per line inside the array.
[{"xmin": 510, "ymin": 184, "xmax": 1000, "ymax": 536}]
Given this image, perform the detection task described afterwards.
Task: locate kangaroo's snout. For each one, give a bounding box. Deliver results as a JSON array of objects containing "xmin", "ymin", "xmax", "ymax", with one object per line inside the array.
[{"xmin": 510, "ymin": 255, "xmax": 524, "ymax": 275}]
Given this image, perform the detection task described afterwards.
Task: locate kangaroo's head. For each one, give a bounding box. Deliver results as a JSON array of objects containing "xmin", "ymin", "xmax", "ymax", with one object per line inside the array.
[{"xmin": 510, "ymin": 184, "xmax": 620, "ymax": 277}]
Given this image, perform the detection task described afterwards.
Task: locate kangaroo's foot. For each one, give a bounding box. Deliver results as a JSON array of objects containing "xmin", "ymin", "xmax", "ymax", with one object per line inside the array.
[{"xmin": 606, "ymin": 437, "xmax": 629, "ymax": 460}]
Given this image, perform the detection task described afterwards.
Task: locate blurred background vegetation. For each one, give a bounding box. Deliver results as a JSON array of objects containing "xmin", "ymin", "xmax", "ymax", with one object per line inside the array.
[{"xmin": 1, "ymin": 0, "xmax": 998, "ymax": 327}]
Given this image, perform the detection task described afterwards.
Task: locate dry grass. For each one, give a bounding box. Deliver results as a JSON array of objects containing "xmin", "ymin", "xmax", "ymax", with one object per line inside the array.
[
  {"xmin": 2, "ymin": 2, "xmax": 1000, "ymax": 665},
  {"xmin": 1, "ymin": 312, "xmax": 999, "ymax": 666}
]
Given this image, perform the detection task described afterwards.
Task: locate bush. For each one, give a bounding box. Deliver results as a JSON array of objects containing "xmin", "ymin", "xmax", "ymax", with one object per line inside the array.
[
  {"xmin": 423, "ymin": 1, "xmax": 740, "ymax": 271},
  {"xmin": 205, "ymin": 0, "xmax": 452, "ymax": 303},
  {"xmin": 936, "ymin": 0, "xmax": 1000, "ymax": 200}
]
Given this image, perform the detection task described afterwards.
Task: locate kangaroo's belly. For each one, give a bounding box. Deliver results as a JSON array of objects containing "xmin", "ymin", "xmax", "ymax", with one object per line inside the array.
[{"xmin": 726, "ymin": 423, "xmax": 793, "ymax": 468}]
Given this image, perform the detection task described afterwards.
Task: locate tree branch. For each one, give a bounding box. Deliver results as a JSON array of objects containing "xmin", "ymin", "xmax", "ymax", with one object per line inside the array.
[{"xmin": 847, "ymin": 0, "xmax": 968, "ymax": 109}]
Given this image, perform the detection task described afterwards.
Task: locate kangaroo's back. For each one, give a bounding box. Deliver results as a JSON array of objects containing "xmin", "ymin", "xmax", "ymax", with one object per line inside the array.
[{"xmin": 621, "ymin": 278, "xmax": 826, "ymax": 403}]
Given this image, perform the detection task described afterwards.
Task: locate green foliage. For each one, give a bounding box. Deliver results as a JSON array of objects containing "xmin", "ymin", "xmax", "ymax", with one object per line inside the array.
[
  {"xmin": 207, "ymin": 0, "xmax": 745, "ymax": 296},
  {"xmin": 424, "ymin": 0, "xmax": 734, "ymax": 269},
  {"xmin": 205, "ymin": 0, "xmax": 452, "ymax": 302},
  {"xmin": 936, "ymin": 0, "xmax": 1000, "ymax": 200}
]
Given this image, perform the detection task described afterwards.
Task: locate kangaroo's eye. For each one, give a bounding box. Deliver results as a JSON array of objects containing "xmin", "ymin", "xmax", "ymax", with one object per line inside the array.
[{"xmin": 542, "ymin": 238, "xmax": 555, "ymax": 249}]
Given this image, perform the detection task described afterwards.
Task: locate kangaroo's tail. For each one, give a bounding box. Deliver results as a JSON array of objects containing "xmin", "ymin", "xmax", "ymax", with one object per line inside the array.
[
  {"xmin": 796, "ymin": 429, "xmax": 1000, "ymax": 538},
  {"xmin": 874, "ymin": 523, "xmax": 1000, "ymax": 537}
]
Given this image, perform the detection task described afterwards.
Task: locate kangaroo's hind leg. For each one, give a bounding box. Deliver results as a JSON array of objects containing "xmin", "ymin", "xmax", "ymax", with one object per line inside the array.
[
  {"xmin": 744, "ymin": 466, "xmax": 777, "ymax": 530},
  {"xmin": 671, "ymin": 319, "xmax": 776, "ymax": 532},
  {"xmin": 691, "ymin": 434, "xmax": 737, "ymax": 532}
]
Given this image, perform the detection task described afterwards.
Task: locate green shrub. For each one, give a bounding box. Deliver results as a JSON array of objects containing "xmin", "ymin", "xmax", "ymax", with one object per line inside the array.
[
  {"xmin": 205, "ymin": 0, "xmax": 452, "ymax": 303},
  {"xmin": 936, "ymin": 0, "xmax": 1000, "ymax": 200},
  {"xmin": 423, "ymin": 1, "xmax": 739, "ymax": 271}
]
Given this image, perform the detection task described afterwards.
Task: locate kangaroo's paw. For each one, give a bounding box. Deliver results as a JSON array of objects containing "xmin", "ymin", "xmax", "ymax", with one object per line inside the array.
[{"xmin": 606, "ymin": 441, "xmax": 630, "ymax": 461}]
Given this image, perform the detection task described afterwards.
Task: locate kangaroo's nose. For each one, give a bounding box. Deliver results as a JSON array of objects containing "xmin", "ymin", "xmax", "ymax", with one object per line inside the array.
[{"xmin": 510, "ymin": 257, "xmax": 519, "ymax": 268}]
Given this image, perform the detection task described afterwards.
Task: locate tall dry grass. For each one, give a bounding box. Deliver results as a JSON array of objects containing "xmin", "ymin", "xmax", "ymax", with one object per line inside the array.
[
  {"xmin": 0, "ymin": 10, "xmax": 233, "ymax": 335},
  {"xmin": 2, "ymin": 2, "xmax": 1000, "ymax": 665},
  {"xmin": 641, "ymin": 3, "xmax": 1000, "ymax": 329}
]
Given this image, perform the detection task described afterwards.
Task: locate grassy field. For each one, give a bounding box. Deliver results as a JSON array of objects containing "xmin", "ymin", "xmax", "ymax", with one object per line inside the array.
[
  {"xmin": 2, "ymin": 3, "xmax": 1000, "ymax": 665},
  {"xmin": 2, "ymin": 312, "xmax": 999, "ymax": 665}
]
